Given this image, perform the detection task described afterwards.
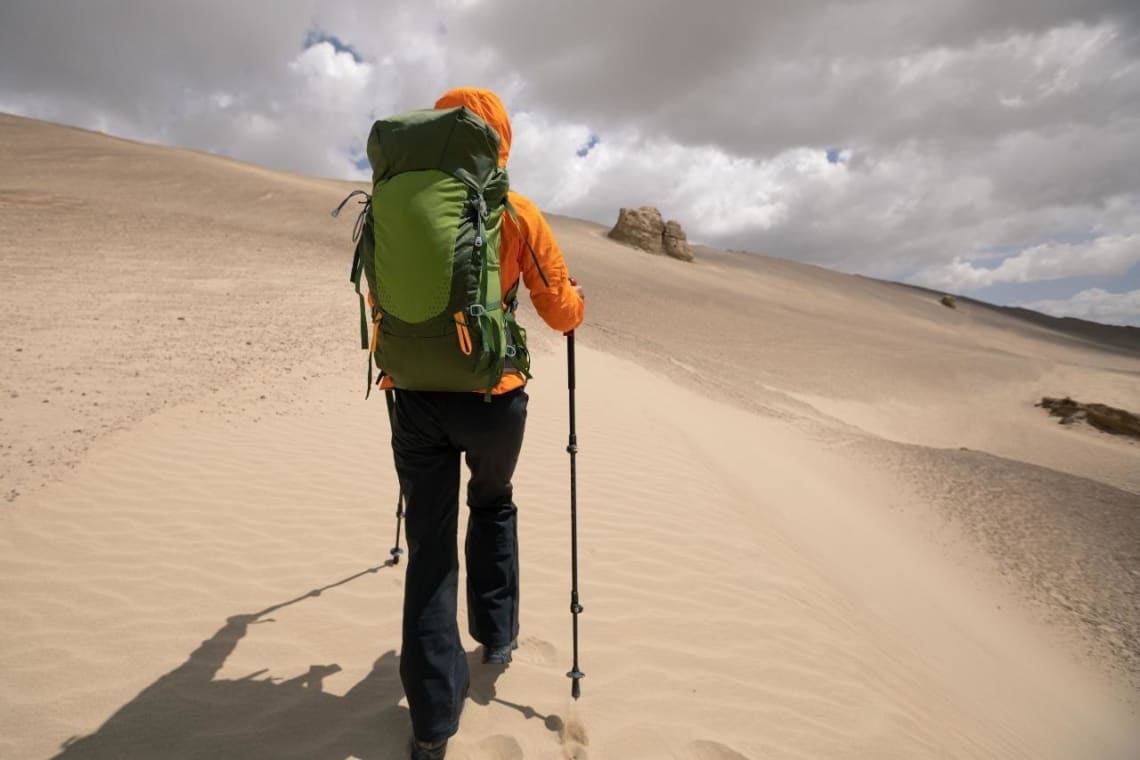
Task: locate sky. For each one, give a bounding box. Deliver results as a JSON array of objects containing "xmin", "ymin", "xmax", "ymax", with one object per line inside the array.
[{"xmin": 1, "ymin": 1, "xmax": 1138, "ymax": 325}]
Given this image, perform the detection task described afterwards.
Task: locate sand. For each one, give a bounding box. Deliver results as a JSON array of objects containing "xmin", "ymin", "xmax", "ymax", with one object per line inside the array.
[{"xmin": 2, "ymin": 113, "xmax": 1138, "ymax": 759}]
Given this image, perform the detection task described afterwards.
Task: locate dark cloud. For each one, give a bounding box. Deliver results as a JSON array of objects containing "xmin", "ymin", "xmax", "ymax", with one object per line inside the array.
[
  {"xmin": 0, "ymin": 2, "xmax": 306, "ymax": 110},
  {"xmin": 450, "ymin": 0, "xmax": 1140, "ymax": 157}
]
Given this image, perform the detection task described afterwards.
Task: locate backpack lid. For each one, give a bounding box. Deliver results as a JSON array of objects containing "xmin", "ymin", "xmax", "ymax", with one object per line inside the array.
[{"xmin": 367, "ymin": 106, "xmax": 502, "ymax": 191}]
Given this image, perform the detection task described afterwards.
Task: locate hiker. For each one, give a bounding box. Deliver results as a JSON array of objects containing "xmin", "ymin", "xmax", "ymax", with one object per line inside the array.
[{"xmin": 374, "ymin": 88, "xmax": 585, "ymax": 760}]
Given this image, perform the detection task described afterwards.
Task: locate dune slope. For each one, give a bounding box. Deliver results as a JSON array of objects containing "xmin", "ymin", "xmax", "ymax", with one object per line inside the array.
[{"xmin": 2, "ymin": 114, "xmax": 1138, "ymax": 760}]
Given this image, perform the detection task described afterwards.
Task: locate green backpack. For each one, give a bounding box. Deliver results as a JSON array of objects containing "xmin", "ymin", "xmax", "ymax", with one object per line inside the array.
[{"xmin": 333, "ymin": 106, "xmax": 537, "ymax": 398}]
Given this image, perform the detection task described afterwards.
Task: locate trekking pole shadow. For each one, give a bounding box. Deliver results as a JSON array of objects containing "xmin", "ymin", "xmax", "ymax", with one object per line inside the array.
[
  {"xmin": 464, "ymin": 650, "xmax": 563, "ymax": 736},
  {"xmin": 253, "ymin": 563, "xmax": 392, "ymax": 617},
  {"xmin": 490, "ymin": 697, "xmax": 565, "ymax": 735}
]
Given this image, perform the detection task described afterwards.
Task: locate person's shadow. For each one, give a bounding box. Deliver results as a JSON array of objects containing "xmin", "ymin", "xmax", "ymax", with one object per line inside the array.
[{"xmin": 50, "ymin": 564, "xmax": 458, "ymax": 760}]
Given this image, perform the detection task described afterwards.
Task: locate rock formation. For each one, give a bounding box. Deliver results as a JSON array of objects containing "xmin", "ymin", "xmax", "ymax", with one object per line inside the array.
[
  {"xmin": 608, "ymin": 206, "xmax": 693, "ymax": 262},
  {"xmin": 1037, "ymin": 396, "xmax": 1140, "ymax": 440},
  {"xmin": 663, "ymin": 220, "xmax": 693, "ymax": 262}
]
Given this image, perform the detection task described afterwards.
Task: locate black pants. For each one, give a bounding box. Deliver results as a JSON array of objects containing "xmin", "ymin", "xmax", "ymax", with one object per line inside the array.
[{"xmin": 389, "ymin": 387, "xmax": 528, "ymax": 742}]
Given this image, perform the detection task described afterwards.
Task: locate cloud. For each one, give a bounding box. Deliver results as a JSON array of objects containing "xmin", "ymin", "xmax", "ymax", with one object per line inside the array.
[
  {"xmin": 448, "ymin": 1, "xmax": 1140, "ymax": 154},
  {"xmin": 1, "ymin": 1, "xmax": 1139, "ymax": 323},
  {"xmin": 303, "ymin": 30, "xmax": 366, "ymax": 64},
  {"xmin": 507, "ymin": 112, "xmax": 809, "ymax": 239},
  {"xmin": 1018, "ymin": 288, "xmax": 1140, "ymax": 326},
  {"xmin": 912, "ymin": 235, "xmax": 1140, "ymax": 291}
]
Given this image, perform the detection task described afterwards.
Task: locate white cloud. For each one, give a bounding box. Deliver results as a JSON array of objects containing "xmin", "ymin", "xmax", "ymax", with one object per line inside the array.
[
  {"xmin": 509, "ymin": 121, "xmax": 806, "ymax": 241},
  {"xmin": 289, "ymin": 42, "xmax": 373, "ymax": 86},
  {"xmin": 506, "ymin": 111, "xmax": 601, "ymax": 209},
  {"xmin": 1018, "ymin": 288, "xmax": 1140, "ymax": 326},
  {"xmin": 287, "ymin": 42, "xmax": 374, "ymax": 130},
  {"xmin": 912, "ymin": 235, "xmax": 1140, "ymax": 291}
]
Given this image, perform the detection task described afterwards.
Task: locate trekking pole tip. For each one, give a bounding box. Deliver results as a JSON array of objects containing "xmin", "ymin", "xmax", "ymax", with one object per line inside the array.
[
  {"xmin": 389, "ymin": 547, "xmax": 404, "ymax": 564},
  {"xmin": 568, "ymin": 669, "xmax": 584, "ymax": 700}
]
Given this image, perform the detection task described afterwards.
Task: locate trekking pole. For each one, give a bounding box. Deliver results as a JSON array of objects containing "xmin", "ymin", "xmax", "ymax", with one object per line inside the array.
[
  {"xmin": 565, "ymin": 328, "xmax": 585, "ymax": 700},
  {"xmin": 385, "ymin": 390, "xmax": 405, "ymax": 565},
  {"xmin": 390, "ymin": 490, "xmax": 406, "ymax": 565}
]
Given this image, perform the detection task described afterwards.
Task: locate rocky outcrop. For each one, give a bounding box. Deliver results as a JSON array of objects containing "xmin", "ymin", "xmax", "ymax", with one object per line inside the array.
[
  {"xmin": 608, "ymin": 206, "xmax": 665, "ymax": 255},
  {"xmin": 663, "ymin": 220, "xmax": 693, "ymax": 262},
  {"xmin": 607, "ymin": 206, "xmax": 693, "ymax": 262},
  {"xmin": 1037, "ymin": 397, "xmax": 1140, "ymax": 440}
]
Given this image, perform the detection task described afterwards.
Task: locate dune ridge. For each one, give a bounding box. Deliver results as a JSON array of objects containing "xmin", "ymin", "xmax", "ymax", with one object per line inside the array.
[{"xmin": 2, "ymin": 113, "xmax": 1138, "ymax": 759}]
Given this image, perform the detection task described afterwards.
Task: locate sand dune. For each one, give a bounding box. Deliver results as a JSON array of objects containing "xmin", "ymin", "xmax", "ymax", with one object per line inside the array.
[{"xmin": 2, "ymin": 113, "xmax": 1138, "ymax": 759}]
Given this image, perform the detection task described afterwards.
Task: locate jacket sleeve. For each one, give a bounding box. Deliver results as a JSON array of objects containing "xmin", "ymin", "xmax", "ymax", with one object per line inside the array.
[{"xmin": 508, "ymin": 192, "xmax": 585, "ymax": 333}]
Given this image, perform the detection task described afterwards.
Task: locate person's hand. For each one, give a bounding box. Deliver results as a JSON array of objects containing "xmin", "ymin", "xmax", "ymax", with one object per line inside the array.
[{"xmin": 565, "ymin": 278, "xmax": 584, "ymax": 337}]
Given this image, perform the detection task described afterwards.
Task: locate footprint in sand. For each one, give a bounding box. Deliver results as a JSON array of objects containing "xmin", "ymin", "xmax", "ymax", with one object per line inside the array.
[
  {"xmin": 686, "ymin": 739, "xmax": 752, "ymax": 760},
  {"xmin": 558, "ymin": 716, "xmax": 590, "ymax": 760},
  {"xmin": 474, "ymin": 734, "xmax": 523, "ymax": 759},
  {"xmin": 515, "ymin": 636, "xmax": 558, "ymax": 666}
]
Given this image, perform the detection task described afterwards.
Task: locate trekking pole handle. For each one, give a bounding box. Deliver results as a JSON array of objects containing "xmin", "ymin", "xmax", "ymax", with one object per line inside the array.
[
  {"xmin": 563, "ymin": 277, "xmax": 580, "ymax": 340},
  {"xmin": 566, "ymin": 330, "xmax": 576, "ymax": 392}
]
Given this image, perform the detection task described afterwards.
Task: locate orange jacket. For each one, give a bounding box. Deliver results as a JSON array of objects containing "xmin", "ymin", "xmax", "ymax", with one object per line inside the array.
[{"xmin": 379, "ymin": 87, "xmax": 584, "ymax": 394}]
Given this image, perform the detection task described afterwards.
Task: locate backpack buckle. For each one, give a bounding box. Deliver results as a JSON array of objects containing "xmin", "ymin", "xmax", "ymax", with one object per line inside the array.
[
  {"xmin": 469, "ymin": 194, "xmax": 488, "ymax": 218},
  {"xmin": 467, "ymin": 304, "xmax": 488, "ymax": 318}
]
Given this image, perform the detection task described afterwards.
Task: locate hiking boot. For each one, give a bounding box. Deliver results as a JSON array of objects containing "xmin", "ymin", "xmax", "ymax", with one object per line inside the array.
[
  {"xmin": 411, "ymin": 738, "xmax": 447, "ymax": 760},
  {"xmin": 482, "ymin": 639, "xmax": 518, "ymax": 665}
]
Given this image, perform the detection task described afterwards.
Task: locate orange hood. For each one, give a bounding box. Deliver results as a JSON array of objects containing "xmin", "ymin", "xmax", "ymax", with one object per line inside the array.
[{"xmin": 434, "ymin": 87, "xmax": 512, "ymax": 167}]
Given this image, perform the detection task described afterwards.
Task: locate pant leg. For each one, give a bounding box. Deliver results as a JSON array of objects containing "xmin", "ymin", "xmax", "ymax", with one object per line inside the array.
[
  {"xmin": 450, "ymin": 388, "xmax": 528, "ymax": 647},
  {"xmin": 390, "ymin": 390, "xmax": 470, "ymax": 742}
]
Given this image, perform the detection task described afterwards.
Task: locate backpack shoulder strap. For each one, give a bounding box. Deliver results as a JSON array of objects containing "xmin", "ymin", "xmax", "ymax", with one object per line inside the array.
[{"xmin": 504, "ymin": 197, "xmax": 550, "ymax": 288}]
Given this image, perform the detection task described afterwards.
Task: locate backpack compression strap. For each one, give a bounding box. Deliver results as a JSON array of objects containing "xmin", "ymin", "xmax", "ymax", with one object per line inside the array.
[
  {"xmin": 333, "ymin": 190, "xmax": 372, "ymax": 350},
  {"xmin": 470, "ymin": 195, "xmax": 505, "ymax": 401},
  {"xmin": 333, "ymin": 189, "xmax": 378, "ymax": 396},
  {"xmin": 503, "ymin": 277, "xmax": 532, "ymax": 382}
]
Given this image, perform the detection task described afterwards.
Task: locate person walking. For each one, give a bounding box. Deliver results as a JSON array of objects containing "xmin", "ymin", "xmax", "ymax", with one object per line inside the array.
[{"xmin": 383, "ymin": 87, "xmax": 585, "ymax": 760}]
